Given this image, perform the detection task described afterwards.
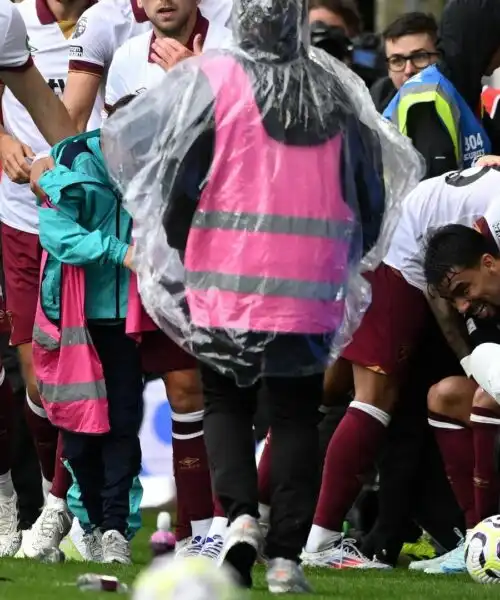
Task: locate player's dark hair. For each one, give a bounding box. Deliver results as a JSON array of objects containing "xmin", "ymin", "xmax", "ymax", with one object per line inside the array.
[
  {"xmin": 424, "ymin": 224, "xmax": 500, "ymax": 295},
  {"xmin": 106, "ymin": 94, "xmax": 138, "ymax": 118},
  {"xmin": 309, "ymin": 0, "xmax": 362, "ymax": 36},
  {"xmin": 383, "ymin": 11, "xmax": 438, "ymax": 43}
]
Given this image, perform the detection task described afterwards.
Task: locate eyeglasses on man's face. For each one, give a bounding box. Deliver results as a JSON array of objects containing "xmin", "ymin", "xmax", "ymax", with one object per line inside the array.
[{"xmin": 386, "ymin": 51, "xmax": 439, "ymax": 73}]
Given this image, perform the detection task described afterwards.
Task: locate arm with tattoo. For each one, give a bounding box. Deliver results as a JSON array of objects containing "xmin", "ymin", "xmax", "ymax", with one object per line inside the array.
[{"xmin": 425, "ymin": 292, "xmax": 472, "ymax": 361}]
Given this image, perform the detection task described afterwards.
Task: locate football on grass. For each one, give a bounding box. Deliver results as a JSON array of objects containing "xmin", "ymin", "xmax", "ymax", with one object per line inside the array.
[{"xmin": 465, "ymin": 515, "xmax": 500, "ymax": 583}]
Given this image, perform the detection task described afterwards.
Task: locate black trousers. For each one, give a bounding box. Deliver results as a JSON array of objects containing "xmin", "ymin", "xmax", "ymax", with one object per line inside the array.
[
  {"xmin": 63, "ymin": 324, "xmax": 143, "ymax": 536},
  {"xmin": 201, "ymin": 363, "xmax": 323, "ymax": 562},
  {"xmin": 362, "ymin": 320, "xmax": 465, "ymax": 563}
]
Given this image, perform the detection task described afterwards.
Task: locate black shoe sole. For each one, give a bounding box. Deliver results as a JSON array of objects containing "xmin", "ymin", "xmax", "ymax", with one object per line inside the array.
[{"xmin": 224, "ymin": 541, "xmax": 257, "ymax": 589}]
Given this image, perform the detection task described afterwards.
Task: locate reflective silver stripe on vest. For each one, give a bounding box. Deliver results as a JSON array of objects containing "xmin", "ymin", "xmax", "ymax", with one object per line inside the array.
[
  {"xmin": 192, "ymin": 211, "xmax": 352, "ymax": 239},
  {"xmin": 33, "ymin": 325, "xmax": 93, "ymax": 350},
  {"xmin": 32, "ymin": 325, "xmax": 59, "ymax": 351},
  {"xmin": 187, "ymin": 271, "xmax": 344, "ymax": 301},
  {"xmin": 38, "ymin": 379, "xmax": 107, "ymax": 404},
  {"xmin": 395, "ymin": 82, "xmax": 461, "ymax": 136}
]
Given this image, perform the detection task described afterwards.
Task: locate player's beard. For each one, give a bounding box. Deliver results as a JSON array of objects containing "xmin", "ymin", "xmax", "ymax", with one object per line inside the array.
[{"xmin": 153, "ymin": 11, "xmax": 193, "ymax": 39}]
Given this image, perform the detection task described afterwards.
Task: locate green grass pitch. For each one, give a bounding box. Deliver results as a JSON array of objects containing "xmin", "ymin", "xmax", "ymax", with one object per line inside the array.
[{"xmin": 1, "ymin": 512, "xmax": 500, "ymax": 599}]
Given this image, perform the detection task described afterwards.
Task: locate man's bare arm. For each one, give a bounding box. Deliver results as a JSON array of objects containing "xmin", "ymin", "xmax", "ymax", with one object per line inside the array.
[
  {"xmin": 425, "ymin": 291, "xmax": 472, "ymax": 361},
  {"xmin": 63, "ymin": 70, "xmax": 101, "ymax": 133},
  {"xmin": 1, "ymin": 65, "xmax": 76, "ymax": 146}
]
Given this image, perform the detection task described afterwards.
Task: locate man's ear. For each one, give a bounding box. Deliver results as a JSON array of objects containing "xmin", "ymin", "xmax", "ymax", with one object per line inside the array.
[{"xmin": 482, "ymin": 253, "xmax": 497, "ymax": 270}]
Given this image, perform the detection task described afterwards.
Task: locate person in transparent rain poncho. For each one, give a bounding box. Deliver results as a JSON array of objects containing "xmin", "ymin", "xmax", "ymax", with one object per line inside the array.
[{"xmin": 102, "ymin": 0, "xmax": 423, "ymax": 593}]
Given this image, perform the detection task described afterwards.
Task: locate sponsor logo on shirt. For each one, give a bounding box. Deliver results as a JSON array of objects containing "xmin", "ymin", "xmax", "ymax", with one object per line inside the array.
[
  {"xmin": 72, "ymin": 16, "xmax": 87, "ymax": 39},
  {"xmin": 69, "ymin": 45, "xmax": 84, "ymax": 58},
  {"xmin": 463, "ymin": 132, "xmax": 485, "ymax": 165}
]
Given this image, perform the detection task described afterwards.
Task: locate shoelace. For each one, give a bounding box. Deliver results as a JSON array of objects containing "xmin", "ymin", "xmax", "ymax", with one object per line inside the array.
[
  {"xmin": 37, "ymin": 509, "xmax": 63, "ymax": 541},
  {"xmin": 185, "ymin": 537, "xmax": 205, "ymax": 556},
  {"xmin": 0, "ymin": 498, "xmax": 16, "ymax": 536},
  {"xmin": 338, "ymin": 534, "xmax": 369, "ymax": 567},
  {"xmin": 105, "ymin": 533, "xmax": 129, "ymax": 560},
  {"xmin": 442, "ymin": 539, "xmax": 465, "ymax": 566},
  {"xmin": 201, "ymin": 537, "xmax": 224, "ymax": 559},
  {"xmin": 83, "ymin": 532, "xmax": 102, "ymax": 559}
]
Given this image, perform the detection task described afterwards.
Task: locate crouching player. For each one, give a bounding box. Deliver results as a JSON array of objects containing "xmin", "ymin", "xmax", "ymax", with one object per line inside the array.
[
  {"xmin": 302, "ymin": 165, "xmax": 500, "ymax": 569},
  {"xmin": 421, "ymin": 202, "xmax": 500, "ymax": 573}
]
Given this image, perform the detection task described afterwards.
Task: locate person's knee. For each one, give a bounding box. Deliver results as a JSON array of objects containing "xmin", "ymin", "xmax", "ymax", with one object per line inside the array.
[
  {"xmin": 427, "ymin": 377, "xmax": 474, "ymax": 418},
  {"xmin": 165, "ymin": 369, "xmax": 204, "ymax": 414}
]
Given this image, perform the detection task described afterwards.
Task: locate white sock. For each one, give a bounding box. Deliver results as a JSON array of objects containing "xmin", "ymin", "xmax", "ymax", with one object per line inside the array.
[
  {"xmin": 0, "ymin": 471, "xmax": 14, "ymax": 498},
  {"xmin": 258, "ymin": 503, "xmax": 270, "ymax": 525},
  {"xmin": 26, "ymin": 392, "xmax": 47, "ymax": 418},
  {"xmin": 350, "ymin": 400, "xmax": 391, "ymax": 427},
  {"xmin": 207, "ymin": 516, "xmax": 228, "ymax": 539},
  {"xmin": 305, "ymin": 525, "xmax": 341, "ymax": 553},
  {"xmin": 46, "ymin": 492, "xmax": 66, "ymax": 510},
  {"xmin": 42, "ymin": 477, "xmax": 52, "ymax": 501},
  {"xmin": 191, "ymin": 518, "xmax": 212, "ymax": 540}
]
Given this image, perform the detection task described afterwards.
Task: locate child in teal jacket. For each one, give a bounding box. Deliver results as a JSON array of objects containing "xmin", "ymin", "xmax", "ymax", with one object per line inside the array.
[{"xmin": 36, "ymin": 100, "xmax": 143, "ymax": 564}]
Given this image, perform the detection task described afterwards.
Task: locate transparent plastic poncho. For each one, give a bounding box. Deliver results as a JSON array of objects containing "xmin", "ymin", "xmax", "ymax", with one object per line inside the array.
[{"xmin": 102, "ymin": 0, "xmax": 424, "ymax": 386}]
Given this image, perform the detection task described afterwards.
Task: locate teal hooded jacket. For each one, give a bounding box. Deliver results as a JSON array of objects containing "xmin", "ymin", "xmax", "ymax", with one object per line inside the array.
[{"xmin": 37, "ymin": 130, "xmax": 132, "ymax": 322}]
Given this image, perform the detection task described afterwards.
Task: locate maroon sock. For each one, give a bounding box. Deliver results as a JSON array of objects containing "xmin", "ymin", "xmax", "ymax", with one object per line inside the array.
[
  {"xmin": 172, "ymin": 410, "xmax": 213, "ymax": 541},
  {"xmin": 314, "ymin": 404, "xmax": 388, "ymax": 531},
  {"xmin": 0, "ymin": 370, "xmax": 14, "ymax": 474},
  {"xmin": 428, "ymin": 411, "xmax": 477, "ymax": 529},
  {"xmin": 24, "ymin": 395, "xmax": 58, "ymax": 481},
  {"xmin": 257, "ymin": 431, "xmax": 271, "ymax": 506},
  {"xmin": 50, "ymin": 432, "xmax": 71, "ymax": 500},
  {"xmin": 471, "ymin": 407, "xmax": 500, "ymax": 521}
]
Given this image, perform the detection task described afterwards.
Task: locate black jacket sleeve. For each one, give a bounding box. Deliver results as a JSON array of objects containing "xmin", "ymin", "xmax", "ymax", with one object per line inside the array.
[
  {"xmin": 341, "ymin": 114, "xmax": 386, "ymax": 256},
  {"xmin": 406, "ymin": 103, "xmax": 458, "ymax": 179},
  {"xmin": 162, "ymin": 73, "xmax": 216, "ymax": 252}
]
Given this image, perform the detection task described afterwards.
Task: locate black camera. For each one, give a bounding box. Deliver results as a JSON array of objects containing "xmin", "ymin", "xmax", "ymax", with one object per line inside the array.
[
  {"xmin": 310, "ymin": 22, "xmax": 353, "ymax": 63},
  {"xmin": 310, "ymin": 23, "xmax": 386, "ymax": 87}
]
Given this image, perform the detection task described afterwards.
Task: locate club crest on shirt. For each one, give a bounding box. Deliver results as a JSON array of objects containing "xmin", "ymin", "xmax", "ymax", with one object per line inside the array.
[{"xmin": 73, "ymin": 16, "xmax": 87, "ymax": 39}]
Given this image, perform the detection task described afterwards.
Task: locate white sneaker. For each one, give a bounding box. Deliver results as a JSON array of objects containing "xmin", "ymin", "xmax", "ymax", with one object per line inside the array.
[
  {"xmin": 175, "ymin": 535, "xmax": 205, "ymax": 558},
  {"xmin": 267, "ymin": 558, "xmax": 312, "ymax": 594},
  {"xmin": 60, "ymin": 519, "xmax": 103, "ymax": 562},
  {"xmin": 0, "ymin": 492, "xmax": 21, "ymax": 558},
  {"xmin": 23, "ymin": 499, "xmax": 72, "ymax": 559},
  {"xmin": 199, "ymin": 535, "xmax": 224, "ymax": 561},
  {"xmin": 301, "ymin": 536, "xmax": 392, "ymax": 570},
  {"xmin": 71, "ymin": 519, "xmax": 103, "ymax": 562},
  {"xmin": 424, "ymin": 539, "xmax": 466, "ymax": 575},
  {"xmin": 408, "ymin": 552, "xmax": 448, "ymax": 572},
  {"xmin": 219, "ymin": 515, "xmax": 264, "ymax": 588},
  {"xmin": 102, "ymin": 530, "xmax": 131, "ymax": 565},
  {"xmin": 409, "ymin": 535, "xmax": 466, "ymax": 573},
  {"xmin": 175, "ymin": 536, "xmax": 191, "ymax": 556}
]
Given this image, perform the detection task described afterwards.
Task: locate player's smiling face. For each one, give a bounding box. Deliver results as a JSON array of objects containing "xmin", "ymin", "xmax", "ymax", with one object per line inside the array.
[
  {"xmin": 139, "ymin": 0, "xmax": 199, "ymax": 37},
  {"xmin": 440, "ymin": 256, "xmax": 500, "ymax": 314}
]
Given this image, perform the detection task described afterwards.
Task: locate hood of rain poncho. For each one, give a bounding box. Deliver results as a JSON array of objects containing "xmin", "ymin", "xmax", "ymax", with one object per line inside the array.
[
  {"xmin": 101, "ymin": 0, "xmax": 424, "ymax": 386},
  {"xmin": 232, "ymin": 0, "xmax": 309, "ymax": 61}
]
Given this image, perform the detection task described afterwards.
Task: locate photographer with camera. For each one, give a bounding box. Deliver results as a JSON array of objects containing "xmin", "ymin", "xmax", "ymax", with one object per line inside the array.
[{"xmin": 309, "ymin": 0, "xmax": 385, "ymax": 88}]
